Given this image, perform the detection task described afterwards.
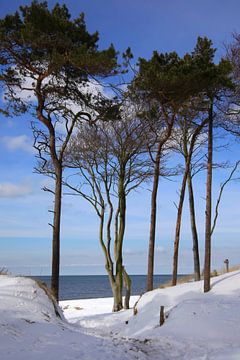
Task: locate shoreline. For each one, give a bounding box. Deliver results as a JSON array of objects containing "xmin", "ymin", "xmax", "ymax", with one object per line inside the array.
[{"xmin": 60, "ymin": 295, "xmax": 140, "ymax": 320}]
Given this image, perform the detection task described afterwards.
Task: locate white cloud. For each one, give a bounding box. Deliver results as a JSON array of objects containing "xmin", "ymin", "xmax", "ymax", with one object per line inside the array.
[
  {"xmin": 1, "ymin": 135, "xmax": 34, "ymax": 153},
  {"xmin": 0, "ymin": 182, "xmax": 33, "ymax": 198},
  {"xmin": 156, "ymin": 246, "xmax": 167, "ymax": 254}
]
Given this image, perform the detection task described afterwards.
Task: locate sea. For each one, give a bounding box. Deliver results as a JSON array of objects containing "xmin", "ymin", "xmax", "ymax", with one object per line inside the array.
[{"xmin": 33, "ymin": 275, "xmax": 183, "ymax": 301}]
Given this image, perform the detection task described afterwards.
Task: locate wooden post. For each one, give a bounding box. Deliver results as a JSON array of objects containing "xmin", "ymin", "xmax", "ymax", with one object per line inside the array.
[
  {"xmin": 224, "ymin": 259, "xmax": 229, "ymax": 273},
  {"xmin": 160, "ymin": 306, "xmax": 165, "ymax": 326}
]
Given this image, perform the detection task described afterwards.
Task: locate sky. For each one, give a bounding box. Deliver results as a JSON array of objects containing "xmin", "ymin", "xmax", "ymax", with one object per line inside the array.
[{"xmin": 0, "ymin": 0, "xmax": 240, "ymax": 276}]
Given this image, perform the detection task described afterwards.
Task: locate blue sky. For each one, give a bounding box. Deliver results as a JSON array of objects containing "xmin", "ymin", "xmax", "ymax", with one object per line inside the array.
[{"xmin": 0, "ymin": 0, "xmax": 240, "ymax": 275}]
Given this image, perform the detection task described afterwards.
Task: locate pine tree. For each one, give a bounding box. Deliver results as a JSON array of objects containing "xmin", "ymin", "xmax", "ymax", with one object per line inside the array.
[
  {"xmin": 0, "ymin": 1, "xmax": 118, "ymax": 300},
  {"xmin": 132, "ymin": 50, "xmax": 205, "ymax": 291},
  {"xmin": 191, "ymin": 37, "xmax": 232, "ymax": 292}
]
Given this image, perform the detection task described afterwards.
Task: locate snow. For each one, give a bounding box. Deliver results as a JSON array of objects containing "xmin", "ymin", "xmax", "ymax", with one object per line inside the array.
[{"xmin": 1, "ymin": 271, "xmax": 240, "ymax": 359}]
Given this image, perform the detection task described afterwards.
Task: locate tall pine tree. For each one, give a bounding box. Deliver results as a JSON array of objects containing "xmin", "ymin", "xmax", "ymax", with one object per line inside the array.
[{"xmin": 0, "ymin": 1, "xmax": 118, "ymax": 300}]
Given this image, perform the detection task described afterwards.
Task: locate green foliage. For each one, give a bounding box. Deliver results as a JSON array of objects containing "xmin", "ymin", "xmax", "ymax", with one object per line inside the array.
[
  {"xmin": 132, "ymin": 36, "xmax": 233, "ymax": 108},
  {"xmin": 190, "ymin": 37, "xmax": 233, "ymax": 98},
  {"xmin": 0, "ymin": 1, "xmax": 119, "ymax": 113},
  {"xmin": 135, "ymin": 51, "xmax": 191, "ymax": 105}
]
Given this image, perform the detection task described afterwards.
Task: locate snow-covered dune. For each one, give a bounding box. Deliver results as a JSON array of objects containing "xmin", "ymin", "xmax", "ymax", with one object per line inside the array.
[
  {"xmin": 0, "ymin": 276, "xmax": 146, "ymax": 360},
  {"xmin": 1, "ymin": 271, "xmax": 240, "ymax": 359},
  {"xmin": 62, "ymin": 270, "xmax": 240, "ymax": 359}
]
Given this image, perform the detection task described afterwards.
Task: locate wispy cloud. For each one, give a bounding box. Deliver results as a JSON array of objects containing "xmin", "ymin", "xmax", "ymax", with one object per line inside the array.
[
  {"xmin": 1, "ymin": 135, "xmax": 34, "ymax": 154},
  {"xmin": 124, "ymin": 249, "xmax": 145, "ymax": 256},
  {"xmin": 156, "ymin": 246, "xmax": 167, "ymax": 254},
  {"xmin": 0, "ymin": 181, "xmax": 33, "ymax": 198},
  {"xmin": 123, "ymin": 246, "xmax": 167, "ymax": 257}
]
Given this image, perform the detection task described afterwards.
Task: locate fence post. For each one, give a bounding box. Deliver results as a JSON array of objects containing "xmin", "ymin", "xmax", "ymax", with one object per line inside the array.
[
  {"xmin": 160, "ymin": 306, "xmax": 165, "ymax": 326},
  {"xmin": 224, "ymin": 259, "xmax": 229, "ymax": 273}
]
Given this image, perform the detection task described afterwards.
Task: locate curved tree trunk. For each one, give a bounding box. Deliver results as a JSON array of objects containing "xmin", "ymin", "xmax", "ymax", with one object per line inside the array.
[
  {"xmin": 187, "ymin": 172, "xmax": 201, "ymax": 281},
  {"xmin": 172, "ymin": 166, "xmax": 188, "ymax": 286},
  {"xmin": 147, "ymin": 113, "xmax": 175, "ymax": 292},
  {"xmin": 97, "ymin": 205, "xmax": 120, "ymax": 312},
  {"xmin": 204, "ymin": 103, "xmax": 213, "ymax": 293},
  {"xmin": 147, "ymin": 143, "xmax": 161, "ymax": 291}
]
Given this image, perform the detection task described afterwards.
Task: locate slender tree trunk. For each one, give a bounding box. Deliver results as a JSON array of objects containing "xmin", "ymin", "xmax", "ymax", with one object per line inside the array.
[
  {"xmin": 147, "ymin": 113, "xmax": 176, "ymax": 291},
  {"xmin": 204, "ymin": 102, "xmax": 213, "ymax": 293},
  {"xmin": 123, "ymin": 266, "xmax": 131, "ymax": 310},
  {"xmin": 172, "ymin": 166, "xmax": 188, "ymax": 286},
  {"xmin": 51, "ymin": 165, "xmax": 62, "ymax": 301},
  {"xmin": 147, "ymin": 143, "xmax": 161, "ymax": 291},
  {"xmin": 113, "ymin": 173, "xmax": 126, "ymax": 311},
  {"xmin": 36, "ymin": 85, "xmax": 64, "ymax": 302},
  {"xmin": 187, "ymin": 173, "xmax": 201, "ymax": 281},
  {"xmin": 172, "ymin": 118, "xmax": 207, "ymax": 286},
  {"xmin": 97, "ymin": 205, "xmax": 120, "ymax": 311}
]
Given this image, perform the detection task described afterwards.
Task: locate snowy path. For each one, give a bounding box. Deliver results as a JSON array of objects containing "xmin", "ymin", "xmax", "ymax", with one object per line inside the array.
[
  {"xmin": 61, "ymin": 271, "xmax": 240, "ymax": 360},
  {"xmin": 1, "ymin": 271, "xmax": 240, "ymax": 359}
]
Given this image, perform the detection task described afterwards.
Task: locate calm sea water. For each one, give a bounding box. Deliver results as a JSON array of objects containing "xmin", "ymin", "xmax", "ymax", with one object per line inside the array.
[{"xmin": 33, "ymin": 275, "xmax": 182, "ymax": 300}]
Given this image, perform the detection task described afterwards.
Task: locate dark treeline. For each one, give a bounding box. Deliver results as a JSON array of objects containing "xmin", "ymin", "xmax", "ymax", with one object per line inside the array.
[{"xmin": 0, "ymin": 2, "xmax": 239, "ymax": 311}]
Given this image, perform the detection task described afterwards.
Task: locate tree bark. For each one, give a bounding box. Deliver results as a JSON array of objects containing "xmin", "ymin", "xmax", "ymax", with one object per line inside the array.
[
  {"xmin": 123, "ymin": 266, "xmax": 131, "ymax": 309},
  {"xmin": 172, "ymin": 118, "xmax": 208, "ymax": 286},
  {"xmin": 187, "ymin": 172, "xmax": 201, "ymax": 281},
  {"xmin": 147, "ymin": 112, "xmax": 176, "ymax": 292},
  {"xmin": 36, "ymin": 77, "xmax": 64, "ymax": 302},
  {"xmin": 172, "ymin": 165, "xmax": 188, "ymax": 286},
  {"xmin": 51, "ymin": 165, "xmax": 62, "ymax": 301},
  {"xmin": 112, "ymin": 282, "xmax": 123, "ymax": 312},
  {"xmin": 113, "ymin": 172, "xmax": 126, "ymax": 311},
  {"xmin": 147, "ymin": 142, "xmax": 161, "ymax": 292},
  {"xmin": 97, "ymin": 205, "xmax": 120, "ymax": 311},
  {"xmin": 204, "ymin": 102, "xmax": 213, "ymax": 293}
]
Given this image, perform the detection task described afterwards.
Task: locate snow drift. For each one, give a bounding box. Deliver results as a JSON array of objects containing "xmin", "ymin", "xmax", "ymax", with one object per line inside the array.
[
  {"xmin": 62, "ymin": 270, "xmax": 240, "ymax": 359},
  {"xmin": 1, "ymin": 271, "xmax": 240, "ymax": 359},
  {"xmin": 0, "ymin": 276, "xmax": 145, "ymax": 360}
]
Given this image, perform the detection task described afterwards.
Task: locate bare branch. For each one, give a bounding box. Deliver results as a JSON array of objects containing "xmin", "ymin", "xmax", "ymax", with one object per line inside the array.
[{"xmin": 211, "ymin": 160, "xmax": 240, "ymax": 235}]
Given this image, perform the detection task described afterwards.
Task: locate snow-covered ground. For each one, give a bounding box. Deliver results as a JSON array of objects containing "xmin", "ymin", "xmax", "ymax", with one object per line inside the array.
[{"xmin": 0, "ymin": 271, "xmax": 240, "ymax": 359}]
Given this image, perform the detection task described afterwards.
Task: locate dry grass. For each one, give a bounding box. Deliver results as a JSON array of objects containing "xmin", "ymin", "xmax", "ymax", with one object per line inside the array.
[
  {"xmin": 158, "ymin": 264, "xmax": 240, "ymax": 289},
  {"xmin": 31, "ymin": 278, "xmax": 63, "ymax": 319},
  {"xmin": 0, "ymin": 267, "xmax": 9, "ymax": 275},
  {"xmin": 0, "ymin": 272, "xmax": 62, "ymax": 318},
  {"xmin": 229, "ymin": 264, "xmax": 240, "ymax": 271},
  {"xmin": 159, "ymin": 274, "xmax": 194, "ymax": 289},
  {"xmin": 215, "ymin": 264, "xmax": 240, "ymax": 276}
]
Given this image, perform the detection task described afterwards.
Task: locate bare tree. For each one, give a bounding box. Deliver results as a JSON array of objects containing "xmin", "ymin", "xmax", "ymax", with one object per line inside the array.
[
  {"xmin": 64, "ymin": 112, "xmax": 151, "ymax": 311},
  {"xmin": 211, "ymin": 160, "xmax": 240, "ymax": 235},
  {"xmin": 0, "ymin": 3, "xmax": 118, "ymax": 300}
]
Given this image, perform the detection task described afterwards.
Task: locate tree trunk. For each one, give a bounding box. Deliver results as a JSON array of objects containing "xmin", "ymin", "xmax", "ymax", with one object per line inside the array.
[
  {"xmin": 113, "ymin": 173, "xmax": 126, "ymax": 311},
  {"xmin": 147, "ymin": 143, "xmax": 161, "ymax": 291},
  {"xmin": 204, "ymin": 103, "xmax": 213, "ymax": 293},
  {"xmin": 172, "ymin": 166, "xmax": 188, "ymax": 286},
  {"xmin": 112, "ymin": 281, "xmax": 123, "ymax": 312},
  {"xmin": 123, "ymin": 266, "xmax": 131, "ymax": 309},
  {"xmin": 187, "ymin": 172, "xmax": 201, "ymax": 281},
  {"xmin": 98, "ymin": 205, "xmax": 119, "ymax": 311},
  {"xmin": 172, "ymin": 118, "xmax": 207, "ymax": 286},
  {"xmin": 51, "ymin": 165, "xmax": 62, "ymax": 301}
]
